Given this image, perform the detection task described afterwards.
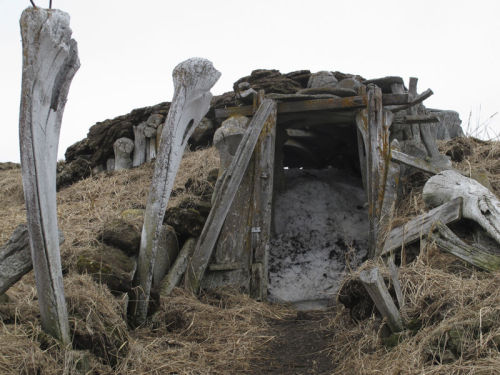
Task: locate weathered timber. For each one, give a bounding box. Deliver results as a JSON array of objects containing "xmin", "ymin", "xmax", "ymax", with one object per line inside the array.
[
  {"xmin": 19, "ymin": 7, "xmax": 79, "ymax": 344},
  {"xmin": 387, "ymin": 255, "xmax": 404, "ymax": 308},
  {"xmin": 0, "ymin": 224, "xmax": 65, "ymax": 295},
  {"xmin": 382, "ymin": 197, "xmax": 463, "ymax": 256},
  {"xmin": 159, "ymin": 237, "xmax": 196, "ymax": 297},
  {"xmin": 394, "ymin": 114, "xmax": 440, "ymax": 124},
  {"xmin": 214, "ymin": 93, "xmax": 409, "ymax": 119},
  {"xmin": 132, "ymin": 122, "xmax": 147, "ymax": 167},
  {"xmin": 250, "ymin": 95, "xmax": 277, "ymax": 300},
  {"xmin": 429, "ymin": 221, "xmax": 500, "ymax": 272},
  {"xmin": 391, "ymin": 89, "xmax": 433, "ymax": 112},
  {"xmin": 391, "ymin": 150, "xmax": 450, "ymax": 175},
  {"xmin": 130, "ymin": 58, "xmax": 220, "ymax": 325},
  {"xmin": 423, "ymin": 170, "xmax": 500, "ymax": 245},
  {"xmin": 379, "ymin": 140, "xmax": 401, "ymax": 250},
  {"xmin": 356, "ymin": 113, "xmax": 368, "ymax": 195},
  {"xmin": 359, "ymin": 267, "xmax": 403, "ymax": 332},
  {"xmin": 184, "ymin": 99, "xmax": 278, "ymax": 293}
]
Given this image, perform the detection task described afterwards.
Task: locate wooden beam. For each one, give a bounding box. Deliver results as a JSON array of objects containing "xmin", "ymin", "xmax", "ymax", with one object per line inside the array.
[
  {"xmin": 429, "ymin": 222, "xmax": 500, "ymax": 272},
  {"xmin": 215, "ymin": 94, "xmax": 409, "ymax": 119},
  {"xmin": 394, "ymin": 114, "xmax": 440, "ymax": 124},
  {"xmin": 184, "ymin": 99, "xmax": 278, "ymax": 293},
  {"xmin": 359, "ymin": 267, "xmax": 403, "ymax": 332},
  {"xmin": 382, "ymin": 197, "xmax": 463, "ymax": 256},
  {"xmin": 391, "ymin": 150, "xmax": 448, "ymax": 175},
  {"xmin": 159, "ymin": 237, "xmax": 196, "ymax": 297},
  {"xmin": 391, "ymin": 89, "xmax": 433, "ymax": 112}
]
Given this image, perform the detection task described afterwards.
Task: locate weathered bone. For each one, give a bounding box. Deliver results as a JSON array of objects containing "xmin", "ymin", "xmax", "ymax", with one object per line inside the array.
[
  {"xmin": 130, "ymin": 58, "xmax": 220, "ymax": 325},
  {"xmin": 113, "ymin": 137, "xmax": 134, "ymax": 170},
  {"xmin": 19, "ymin": 7, "xmax": 79, "ymax": 344},
  {"xmin": 423, "ymin": 170, "xmax": 500, "ymax": 244},
  {"xmin": 144, "ymin": 125, "xmax": 157, "ymax": 162},
  {"xmin": 132, "ymin": 122, "xmax": 147, "ymax": 167}
]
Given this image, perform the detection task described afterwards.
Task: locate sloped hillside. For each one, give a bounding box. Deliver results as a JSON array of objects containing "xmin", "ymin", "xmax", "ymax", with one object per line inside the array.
[{"xmin": 1, "ymin": 137, "xmax": 500, "ymax": 374}]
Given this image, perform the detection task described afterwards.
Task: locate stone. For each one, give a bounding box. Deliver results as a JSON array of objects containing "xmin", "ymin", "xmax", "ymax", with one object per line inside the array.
[
  {"xmin": 99, "ymin": 219, "xmax": 141, "ymax": 257},
  {"xmin": 307, "ymin": 71, "xmax": 338, "ymax": 88},
  {"xmin": 337, "ymin": 77, "xmax": 363, "ymax": 92},
  {"xmin": 233, "ymin": 69, "xmax": 302, "ymax": 95},
  {"xmin": 19, "ymin": 7, "xmax": 80, "ymax": 344},
  {"xmin": 113, "ymin": 137, "xmax": 134, "ymax": 170},
  {"xmin": 76, "ymin": 246, "xmax": 136, "ymax": 294},
  {"xmin": 106, "ymin": 158, "xmax": 115, "ymax": 171},
  {"xmin": 164, "ymin": 207, "xmax": 206, "ymax": 238},
  {"xmin": 178, "ymin": 198, "xmax": 212, "ymax": 217},
  {"xmin": 284, "ymin": 70, "xmax": 311, "ymax": 87},
  {"xmin": 56, "ymin": 158, "xmax": 92, "ymax": 189},
  {"xmin": 152, "ymin": 225, "xmax": 179, "ymax": 289},
  {"xmin": 364, "ymin": 76, "xmax": 404, "ymax": 93},
  {"xmin": 213, "ymin": 115, "xmax": 249, "ymax": 171},
  {"xmin": 297, "ymin": 87, "xmax": 357, "ymax": 97},
  {"xmin": 189, "ymin": 117, "xmax": 214, "ymax": 148},
  {"xmin": 146, "ymin": 113, "xmax": 164, "ymax": 128}
]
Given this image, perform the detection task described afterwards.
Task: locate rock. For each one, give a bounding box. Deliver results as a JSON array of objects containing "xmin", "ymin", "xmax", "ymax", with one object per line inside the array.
[
  {"xmin": 284, "ymin": 70, "xmax": 311, "ymax": 87},
  {"xmin": 213, "ymin": 115, "xmax": 249, "ymax": 171},
  {"xmin": 184, "ymin": 177, "xmax": 215, "ymax": 199},
  {"xmin": 99, "ymin": 219, "xmax": 141, "ymax": 257},
  {"xmin": 298, "ymin": 87, "xmax": 357, "ymax": 97},
  {"xmin": 189, "ymin": 117, "xmax": 214, "ymax": 148},
  {"xmin": 337, "ymin": 77, "xmax": 363, "ymax": 92},
  {"xmin": 364, "ymin": 76, "xmax": 404, "ymax": 93},
  {"xmin": 146, "ymin": 113, "xmax": 164, "ymax": 127},
  {"xmin": 106, "ymin": 158, "xmax": 115, "ymax": 171},
  {"xmin": 307, "ymin": 71, "xmax": 338, "ymax": 88},
  {"xmin": 178, "ymin": 198, "xmax": 212, "ymax": 217},
  {"xmin": 164, "ymin": 207, "xmax": 206, "ymax": 238},
  {"xmin": 152, "ymin": 225, "xmax": 179, "ymax": 289},
  {"xmin": 429, "ymin": 110, "xmax": 464, "ymax": 140},
  {"xmin": 113, "ymin": 137, "xmax": 134, "ymax": 171},
  {"xmin": 76, "ymin": 246, "xmax": 136, "ymax": 294},
  {"xmin": 233, "ymin": 69, "xmax": 302, "ymax": 95},
  {"xmin": 56, "ymin": 158, "xmax": 92, "ymax": 189}
]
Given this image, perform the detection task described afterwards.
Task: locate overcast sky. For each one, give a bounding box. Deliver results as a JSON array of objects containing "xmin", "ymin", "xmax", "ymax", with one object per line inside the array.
[{"xmin": 1, "ymin": 0, "xmax": 499, "ymax": 162}]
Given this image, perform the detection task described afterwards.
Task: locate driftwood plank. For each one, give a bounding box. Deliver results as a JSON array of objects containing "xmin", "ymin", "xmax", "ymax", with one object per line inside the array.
[
  {"xmin": 394, "ymin": 114, "xmax": 440, "ymax": 124},
  {"xmin": 429, "ymin": 222, "xmax": 500, "ymax": 272},
  {"xmin": 19, "ymin": 8, "xmax": 80, "ymax": 344},
  {"xmin": 185, "ymin": 99, "xmax": 278, "ymax": 293},
  {"xmin": 250, "ymin": 97, "xmax": 277, "ymax": 300},
  {"xmin": 391, "ymin": 150, "xmax": 448, "ymax": 175},
  {"xmin": 359, "ymin": 267, "xmax": 403, "ymax": 332},
  {"xmin": 387, "ymin": 255, "xmax": 404, "ymax": 308},
  {"xmin": 382, "ymin": 197, "xmax": 463, "ymax": 256},
  {"xmin": 0, "ymin": 224, "xmax": 65, "ymax": 296},
  {"xmin": 159, "ymin": 237, "xmax": 197, "ymax": 297},
  {"xmin": 391, "ymin": 88, "xmax": 434, "ymax": 112},
  {"xmin": 214, "ymin": 94, "xmax": 409, "ymax": 119}
]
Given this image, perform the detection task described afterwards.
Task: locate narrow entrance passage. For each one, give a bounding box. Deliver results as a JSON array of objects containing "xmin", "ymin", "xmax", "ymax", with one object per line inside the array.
[{"xmin": 268, "ymin": 167, "xmax": 368, "ymax": 309}]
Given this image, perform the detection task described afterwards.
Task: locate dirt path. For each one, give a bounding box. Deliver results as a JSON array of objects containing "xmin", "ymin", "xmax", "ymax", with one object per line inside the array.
[{"xmin": 251, "ymin": 310, "xmax": 335, "ymax": 375}]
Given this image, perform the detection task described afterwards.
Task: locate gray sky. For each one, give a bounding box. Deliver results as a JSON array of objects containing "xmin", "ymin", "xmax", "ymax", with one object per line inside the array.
[{"xmin": 1, "ymin": 0, "xmax": 499, "ymax": 162}]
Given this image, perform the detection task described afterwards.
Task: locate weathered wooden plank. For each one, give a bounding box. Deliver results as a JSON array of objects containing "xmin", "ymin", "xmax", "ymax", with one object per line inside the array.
[
  {"xmin": 391, "ymin": 89, "xmax": 433, "ymax": 112},
  {"xmin": 391, "ymin": 150, "xmax": 448, "ymax": 175},
  {"xmin": 382, "ymin": 197, "xmax": 463, "ymax": 256},
  {"xmin": 429, "ymin": 221, "xmax": 500, "ymax": 272},
  {"xmin": 359, "ymin": 267, "xmax": 403, "ymax": 332},
  {"xmin": 214, "ymin": 94, "xmax": 409, "ymax": 119},
  {"xmin": 130, "ymin": 58, "xmax": 220, "ymax": 325},
  {"xmin": 0, "ymin": 224, "xmax": 65, "ymax": 296},
  {"xmin": 394, "ymin": 114, "xmax": 440, "ymax": 124},
  {"xmin": 250, "ymin": 96, "xmax": 277, "ymax": 300},
  {"xmin": 19, "ymin": 7, "xmax": 80, "ymax": 344},
  {"xmin": 159, "ymin": 237, "xmax": 196, "ymax": 297},
  {"xmin": 387, "ymin": 255, "xmax": 404, "ymax": 308},
  {"xmin": 185, "ymin": 99, "xmax": 278, "ymax": 293}
]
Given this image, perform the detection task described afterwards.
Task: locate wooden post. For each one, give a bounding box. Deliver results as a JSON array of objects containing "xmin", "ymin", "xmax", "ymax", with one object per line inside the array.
[
  {"xmin": 19, "ymin": 7, "xmax": 80, "ymax": 344},
  {"xmin": 359, "ymin": 267, "xmax": 403, "ymax": 332},
  {"xmin": 159, "ymin": 237, "xmax": 197, "ymax": 297},
  {"xmin": 250, "ymin": 95, "xmax": 277, "ymax": 300},
  {"xmin": 130, "ymin": 58, "xmax": 220, "ymax": 325},
  {"xmin": 184, "ymin": 99, "xmax": 278, "ymax": 294}
]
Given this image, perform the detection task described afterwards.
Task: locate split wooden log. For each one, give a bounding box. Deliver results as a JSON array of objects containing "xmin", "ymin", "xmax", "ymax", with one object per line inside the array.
[
  {"xmin": 391, "ymin": 150, "xmax": 450, "ymax": 175},
  {"xmin": 382, "ymin": 197, "xmax": 462, "ymax": 256},
  {"xmin": 130, "ymin": 58, "xmax": 220, "ymax": 325},
  {"xmin": 19, "ymin": 7, "xmax": 79, "ymax": 344},
  {"xmin": 184, "ymin": 99, "xmax": 278, "ymax": 293},
  {"xmin": 113, "ymin": 137, "xmax": 134, "ymax": 170},
  {"xmin": 1, "ymin": 224, "xmax": 65, "ymax": 295},
  {"xmin": 359, "ymin": 267, "xmax": 403, "ymax": 332},
  {"xmin": 424, "ymin": 170, "xmax": 500, "ymax": 245},
  {"xmin": 428, "ymin": 221, "xmax": 500, "ymax": 272},
  {"xmin": 159, "ymin": 237, "xmax": 197, "ymax": 297}
]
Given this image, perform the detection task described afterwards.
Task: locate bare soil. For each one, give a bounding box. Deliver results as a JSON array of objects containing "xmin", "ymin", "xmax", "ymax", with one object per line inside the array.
[{"xmin": 252, "ymin": 310, "xmax": 334, "ymax": 375}]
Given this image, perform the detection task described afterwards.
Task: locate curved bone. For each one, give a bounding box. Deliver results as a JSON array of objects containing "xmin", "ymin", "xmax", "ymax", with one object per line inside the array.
[
  {"xmin": 130, "ymin": 58, "xmax": 220, "ymax": 325},
  {"xmin": 423, "ymin": 170, "xmax": 500, "ymax": 244},
  {"xmin": 113, "ymin": 137, "xmax": 134, "ymax": 170},
  {"xmin": 19, "ymin": 7, "xmax": 79, "ymax": 344},
  {"xmin": 132, "ymin": 122, "xmax": 147, "ymax": 167}
]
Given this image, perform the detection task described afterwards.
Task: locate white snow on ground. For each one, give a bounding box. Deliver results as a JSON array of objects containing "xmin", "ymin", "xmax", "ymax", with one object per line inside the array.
[{"xmin": 268, "ymin": 168, "xmax": 369, "ymax": 307}]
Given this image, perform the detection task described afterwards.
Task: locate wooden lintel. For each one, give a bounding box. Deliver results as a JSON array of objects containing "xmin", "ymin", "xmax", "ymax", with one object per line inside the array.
[
  {"xmin": 391, "ymin": 150, "xmax": 446, "ymax": 175},
  {"xmin": 391, "ymin": 89, "xmax": 433, "ymax": 112},
  {"xmin": 395, "ymin": 114, "xmax": 440, "ymax": 124},
  {"xmin": 382, "ymin": 197, "xmax": 463, "ymax": 256},
  {"xmin": 215, "ymin": 93, "xmax": 409, "ymax": 120}
]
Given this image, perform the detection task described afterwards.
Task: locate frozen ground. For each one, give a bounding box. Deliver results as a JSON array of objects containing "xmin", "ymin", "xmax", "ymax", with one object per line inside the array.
[{"xmin": 268, "ymin": 168, "xmax": 368, "ymax": 309}]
